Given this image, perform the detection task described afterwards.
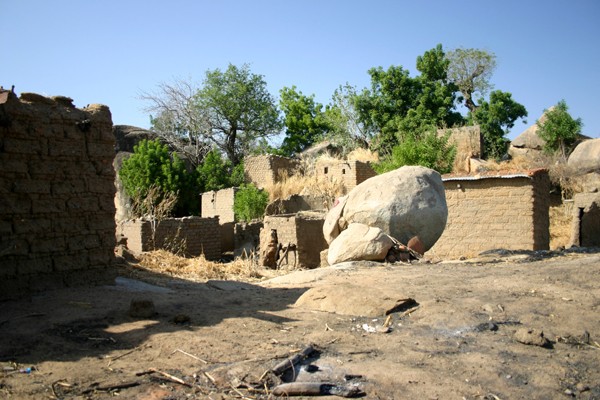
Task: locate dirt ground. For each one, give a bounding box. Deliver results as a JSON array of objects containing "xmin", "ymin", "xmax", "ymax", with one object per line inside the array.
[{"xmin": 1, "ymin": 249, "xmax": 600, "ymax": 400}]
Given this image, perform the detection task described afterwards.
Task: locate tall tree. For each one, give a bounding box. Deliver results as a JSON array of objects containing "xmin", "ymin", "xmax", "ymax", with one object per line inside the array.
[
  {"xmin": 278, "ymin": 86, "xmax": 328, "ymax": 156},
  {"xmin": 323, "ymin": 84, "xmax": 375, "ymax": 154},
  {"xmin": 196, "ymin": 63, "xmax": 282, "ymax": 165},
  {"xmin": 446, "ymin": 48, "xmax": 497, "ymax": 112},
  {"xmin": 536, "ymin": 100, "xmax": 583, "ymax": 160},
  {"xmin": 142, "ymin": 64, "xmax": 281, "ymax": 167},
  {"xmin": 471, "ymin": 90, "xmax": 528, "ymax": 159},
  {"xmin": 141, "ymin": 79, "xmax": 211, "ymax": 167}
]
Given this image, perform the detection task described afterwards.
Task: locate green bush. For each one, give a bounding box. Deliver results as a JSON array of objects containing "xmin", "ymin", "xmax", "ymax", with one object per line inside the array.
[
  {"xmin": 374, "ymin": 129, "xmax": 456, "ymax": 174},
  {"xmin": 234, "ymin": 184, "xmax": 269, "ymax": 222},
  {"xmin": 196, "ymin": 149, "xmax": 246, "ymax": 191},
  {"xmin": 119, "ymin": 139, "xmax": 199, "ymax": 216}
]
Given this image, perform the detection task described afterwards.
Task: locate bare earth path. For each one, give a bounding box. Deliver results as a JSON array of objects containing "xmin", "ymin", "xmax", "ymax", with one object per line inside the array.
[{"xmin": 1, "ymin": 251, "xmax": 599, "ymax": 399}]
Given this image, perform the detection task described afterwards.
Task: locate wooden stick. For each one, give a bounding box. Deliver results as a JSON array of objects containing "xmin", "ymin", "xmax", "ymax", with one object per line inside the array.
[
  {"xmin": 270, "ymin": 345, "xmax": 315, "ymax": 375},
  {"xmin": 136, "ymin": 368, "xmax": 191, "ymax": 387},
  {"xmin": 172, "ymin": 348, "xmax": 209, "ymax": 364},
  {"xmin": 81, "ymin": 380, "xmax": 140, "ymax": 394}
]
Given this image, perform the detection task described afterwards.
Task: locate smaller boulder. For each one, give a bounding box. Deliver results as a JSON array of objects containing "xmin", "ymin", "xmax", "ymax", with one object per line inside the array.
[{"xmin": 327, "ymin": 223, "xmax": 394, "ymax": 265}]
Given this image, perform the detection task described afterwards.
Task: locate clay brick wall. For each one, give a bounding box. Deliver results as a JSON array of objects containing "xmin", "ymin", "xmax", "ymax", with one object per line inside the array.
[
  {"xmin": 0, "ymin": 91, "xmax": 116, "ymax": 299},
  {"xmin": 438, "ymin": 126, "xmax": 483, "ymax": 173},
  {"xmin": 244, "ymin": 155, "xmax": 298, "ymax": 188},
  {"xmin": 428, "ymin": 170, "xmax": 550, "ymax": 259},
  {"xmin": 201, "ymin": 187, "xmax": 237, "ymax": 251},
  {"xmin": 118, "ymin": 216, "xmax": 221, "ymax": 260},
  {"xmin": 315, "ymin": 160, "xmax": 376, "ymax": 191},
  {"xmin": 569, "ymin": 192, "xmax": 600, "ymax": 247},
  {"xmin": 262, "ymin": 212, "xmax": 327, "ymax": 269}
]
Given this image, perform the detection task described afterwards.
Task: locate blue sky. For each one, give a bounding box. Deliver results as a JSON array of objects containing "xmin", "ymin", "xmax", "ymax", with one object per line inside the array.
[{"xmin": 2, "ymin": 0, "xmax": 599, "ymax": 140}]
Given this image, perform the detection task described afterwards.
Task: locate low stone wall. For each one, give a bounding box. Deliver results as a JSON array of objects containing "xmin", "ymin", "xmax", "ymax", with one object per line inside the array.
[
  {"xmin": 428, "ymin": 170, "xmax": 551, "ymax": 259},
  {"xmin": 262, "ymin": 212, "xmax": 327, "ymax": 269},
  {"xmin": 0, "ymin": 90, "xmax": 116, "ymax": 299},
  {"xmin": 119, "ymin": 217, "xmax": 221, "ymax": 260}
]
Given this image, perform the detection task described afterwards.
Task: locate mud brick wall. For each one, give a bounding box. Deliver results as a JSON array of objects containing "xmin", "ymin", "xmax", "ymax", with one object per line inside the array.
[
  {"xmin": 0, "ymin": 91, "xmax": 116, "ymax": 299},
  {"xmin": 118, "ymin": 216, "xmax": 221, "ymax": 260},
  {"xmin": 234, "ymin": 221, "xmax": 263, "ymax": 257},
  {"xmin": 428, "ymin": 170, "xmax": 550, "ymax": 259},
  {"xmin": 438, "ymin": 125, "xmax": 483, "ymax": 173},
  {"xmin": 315, "ymin": 160, "xmax": 376, "ymax": 191},
  {"xmin": 201, "ymin": 187, "xmax": 237, "ymax": 251},
  {"xmin": 262, "ymin": 212, "xmax": 327, "ymax": 269},
  {"xmin": 244, "ymin": 155, "xmax": 298, "ymax": 188},
  {"xmin": 570, "ymin": 192, "xmax": 600, "ymax": 247}
]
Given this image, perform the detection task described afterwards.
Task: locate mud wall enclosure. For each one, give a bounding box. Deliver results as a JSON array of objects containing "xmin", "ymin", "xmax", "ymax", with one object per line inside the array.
[
  {"xmin": 429, "ymin": 170, "xmax": 551, "ymax": 259},
  {"xmin": 0, "ymin": 91, "xmax": 116, "ymax": 299}
]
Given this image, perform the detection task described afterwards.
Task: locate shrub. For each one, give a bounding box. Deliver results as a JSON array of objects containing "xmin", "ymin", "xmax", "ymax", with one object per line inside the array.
[
  {"xmin": 196, "ymin": 149, "xmax": 246, "ymax": 191},
  {"xmin": 374, "ymin": 129, "xmax": 456, "ymax": 174},
  {"xmin": 119, "ymin": 139, "xmax": 199, "ymax": 216},
  {"xmin": 234, "ymin": 184, "xmax": 269, "ymax": 222}
]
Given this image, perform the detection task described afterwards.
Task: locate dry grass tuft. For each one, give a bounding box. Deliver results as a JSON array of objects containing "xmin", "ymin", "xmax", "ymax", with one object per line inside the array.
[
  {"xmin": 263, "ymin": 162, "xmax": 346, "ymax": 204},
  {"xmin": 347, "ymin": 148, "xmax": 379, "ymax": 163},
  {"xmin": 135, "ymin": 250, "xmax": 264, "ymax": 282}
]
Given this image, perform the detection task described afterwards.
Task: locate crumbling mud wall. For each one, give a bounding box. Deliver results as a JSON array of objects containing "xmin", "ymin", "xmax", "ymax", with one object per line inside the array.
[
  {"xmin": 429, "ymin": 170, "xmax": 550, "ymax": 259},
  {"xmin": 262, "ymin": 212, "xmax": 327, "ymax": 269},
  {"xmin": 201, "ymin": 187, "xmax": 237, "ymax": 252},
  {"xmin": 0, "ymin": 90, "xmax": 116, "ymax": 299},
  {"xmin": 438, "ymin": 125, "xmax": 483, "ymax": 173},
  {"xmin": 569, "ymin": 192, "xmax": 600, "ymax": 248},
  {"xmin": 244, "ymin": 155, "xmax": 298, "ymax": 188},
  {"xmin": 118, "ymin": 217, "xmax": 221, "ymax": 260},
  {"xmin": 315, "ymin": 160, "xmax": 376, "ymax": 191}
]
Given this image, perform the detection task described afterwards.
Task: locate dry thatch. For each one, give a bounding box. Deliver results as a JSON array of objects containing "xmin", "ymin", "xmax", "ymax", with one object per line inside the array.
[{"xmin": 131, "ymin": 250, "xmax": 266, "ymax": 282}]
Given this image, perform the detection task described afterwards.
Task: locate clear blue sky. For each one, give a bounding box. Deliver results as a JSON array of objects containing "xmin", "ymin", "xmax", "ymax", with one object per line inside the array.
[{"xmin": 2, "ymin": 0, "xmax": 599, "ymax": 140}]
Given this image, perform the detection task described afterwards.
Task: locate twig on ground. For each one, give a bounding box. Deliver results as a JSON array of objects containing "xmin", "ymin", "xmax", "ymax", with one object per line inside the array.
[
  {"xmin": 81, "ymin": 380, "xmax": 141, "ymax": 394},
  {"xmin": 136, "ymin": 368, "xmax": 192, "ymax": 387},
  {"xmin": 171, "ymin": 348, "xmax": 209, "ymax": 364}
]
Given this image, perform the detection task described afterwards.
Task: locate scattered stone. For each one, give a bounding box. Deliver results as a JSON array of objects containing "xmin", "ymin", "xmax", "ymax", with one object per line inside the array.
[
  {"xmin": 514, "ymin": 328, "xmax": 550, "ymax": 348},
  {"xmin": 129, "ymin": 298, "xmax": 156, "ymax": 319}
]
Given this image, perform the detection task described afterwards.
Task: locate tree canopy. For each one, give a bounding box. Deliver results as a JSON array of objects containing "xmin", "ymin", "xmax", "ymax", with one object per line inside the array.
[
  {"xmin": 278, "ymin": 86, "xmax": 328, "ymax": 156},
  {"xmin": 446, "ymin": 48, "xmax": 497, "ymax": 112},
  {"xmin": 536, "ymin": 100, "xmax": 582, "ymax": 159},
  {"xmin": 143, "ymin": 64, "xmax": 281, "ymax": 168}
]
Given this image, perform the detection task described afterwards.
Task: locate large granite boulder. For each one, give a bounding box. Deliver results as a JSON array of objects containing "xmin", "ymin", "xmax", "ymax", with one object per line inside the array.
[
  {"xmin": 327, "ymin": 223, "xmax": 394, "ymax": 265},
  {"xmin": 324, "ymin": 166, "xmax": 447, "ymax": 253},
  {"xmin": 568, "ymin": 138, "xmax": 600, "ymax": 171}
]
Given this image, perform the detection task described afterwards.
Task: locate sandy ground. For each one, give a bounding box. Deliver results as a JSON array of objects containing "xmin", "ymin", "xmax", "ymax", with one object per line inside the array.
[{"xmin": 1, "ymin": 249, "xmax": 600, "ymax": 400}]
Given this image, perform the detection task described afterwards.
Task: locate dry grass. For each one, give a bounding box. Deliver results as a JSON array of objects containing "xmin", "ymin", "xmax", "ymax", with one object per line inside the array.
[
  {"xmin": 549, "ymin": 203, "xmax": 574, "ymax": 249},
  {"xmin": 133, "ymin": 250, "xmax": 265, "ymax": 282},
  {"xmin": 347, "ymin": 148, "xmax": 379, "ymax": 163}
]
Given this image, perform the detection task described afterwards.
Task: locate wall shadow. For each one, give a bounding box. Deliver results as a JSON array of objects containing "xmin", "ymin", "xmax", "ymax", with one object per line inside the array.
[{"xmin": 0, "ymin": 263, "xmax": 309, "ymax": 365}]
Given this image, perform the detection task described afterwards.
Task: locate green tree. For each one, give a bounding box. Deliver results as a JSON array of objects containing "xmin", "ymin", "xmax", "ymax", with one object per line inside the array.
[
  {"xmin": 323, "ymin": 84, "xmax": 375, "ymax": 155},
  {"xmin": 278, "ymin": 86, "xmax": 329, "ymax": 156},
  {"xmin": 470, "ymin": 90, "xmax": 528, "ymax": 159},
  {"xmin": 234, "ymin": 184, "xmax": 269, "ymax": 222},
  {"xmin": 354, "ymin": 45, "xmax": 464, "ymax": 155},
  {"xmin": 142, "ymin": 64, "xmax": 282, "ymax": 167},
  {"xmin": 446, "ymin": 48, "xmax": 497, "ymax": 112},
  {"xmin": 197, "ymin": 63, "xmax": 282, "ymax": 165},
  {"xmin": 119, "ymin": 139, "xmax": 199, "ymax": 216},
  {"xmin": 196, "ymin": 149, "xmax": 246, "ymax": 191},
  {"xmin": 536, "ymin": 100, "xmax": 583, "ymax": 159}
]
